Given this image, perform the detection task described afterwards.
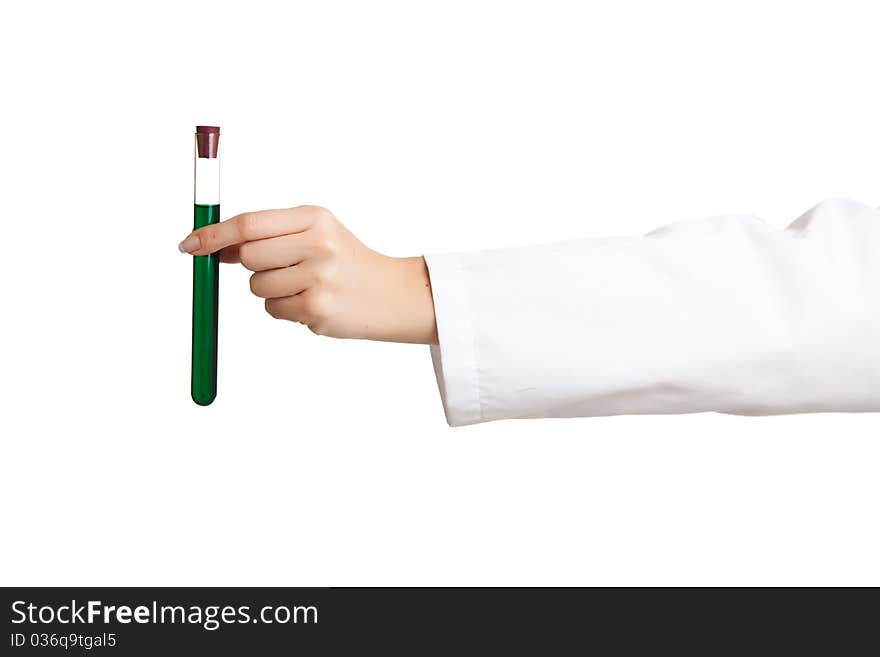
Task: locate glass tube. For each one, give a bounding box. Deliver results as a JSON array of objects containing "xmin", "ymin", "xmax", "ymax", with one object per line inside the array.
[{"xmin": 191, "ymin": 126, "xmax": 220, "ymax": 405}]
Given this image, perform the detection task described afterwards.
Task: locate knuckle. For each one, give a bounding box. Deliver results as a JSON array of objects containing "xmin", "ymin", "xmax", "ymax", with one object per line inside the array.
[
  {"xmin": 303, "ymin": 205, "xmax": 332, "ymax": 224},
  {"xmin": 321, "ymin": 238, "xmax": 339, "ymax": 257},
  {"xmin": 238, "ymin": 243, "xmax": 257, "ymax": 270},
  {"xmin": 198, "ymin": 227, "xmax": 217, "ymax": 252},
  {"xmin": 302, "ymin": 290, "xmax": 329, "ymax": 322},
  {"xmin": 311, "ymin": 261, "xmax": 336, "ymax": 287},
  {"xmin": 309, "ymin": 322, "xmax": 329, "ymax": 337},
  {"xmin": 265, "ymin": 298, "xmax": 282, "ymax": 319},
  {"xmin": 237, "ymin": 212, "xmax": 260, "ymax": 241},
  {"xmin": 303, "ymin": 206, "xmax": 336, "ymax": 238},
  {"xmin": 309, "ymin": 231, "xmax": 337, "ymax": 258}
]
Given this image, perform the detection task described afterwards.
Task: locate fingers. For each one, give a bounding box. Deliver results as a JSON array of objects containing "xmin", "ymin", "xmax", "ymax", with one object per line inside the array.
[
  {"xmin": 249, "ymin": 262, "xmax": 319, "ymax": 299},
  {"xmin": 179, "ymin": 206, "xmax": 325, "ymax": 256},
  {"xmin": 238, "ymin": 233, "xmax": 315, "ymax": 272},
  {"xmin": 265, "ymin": 293, "xmax": 316, "ymax": 326},
  {"xmin": 177, "ymin": 204, "xmax": 342, "ymax": 335}
]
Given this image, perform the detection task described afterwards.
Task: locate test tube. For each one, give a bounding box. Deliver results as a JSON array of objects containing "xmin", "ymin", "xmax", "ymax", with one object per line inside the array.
[{"xmin": 191, "ymin": 125, "xmax": 220, "ymax": 405}]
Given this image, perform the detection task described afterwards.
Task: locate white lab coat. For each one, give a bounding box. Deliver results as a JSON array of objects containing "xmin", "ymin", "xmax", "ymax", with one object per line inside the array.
[{"xmin": 425, "ymin": 198, "xmax": 880, "ymax": 426}]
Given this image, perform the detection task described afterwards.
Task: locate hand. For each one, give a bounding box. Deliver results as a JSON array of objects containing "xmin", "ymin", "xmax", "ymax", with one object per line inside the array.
[{"xmin": 179, "ymin": 206, "xmax": 438, "ymax": 344}]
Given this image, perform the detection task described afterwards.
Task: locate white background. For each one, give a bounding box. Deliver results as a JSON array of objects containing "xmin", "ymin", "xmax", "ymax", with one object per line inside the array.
[{"xmin": 1, "ymin": 0, "xmax": 878, "ymax": 586}]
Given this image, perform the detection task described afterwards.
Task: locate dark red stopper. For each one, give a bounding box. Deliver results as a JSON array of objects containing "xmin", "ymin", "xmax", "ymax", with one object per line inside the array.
[{"xmin": 196, "ymin": 126, "xmax": 220, "ymax": 158}]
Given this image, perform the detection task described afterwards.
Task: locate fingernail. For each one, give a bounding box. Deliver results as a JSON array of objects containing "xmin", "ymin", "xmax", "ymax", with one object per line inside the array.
[{"xmin": 178, "ymin": 235, "xmax": 201, "ymax": 253}]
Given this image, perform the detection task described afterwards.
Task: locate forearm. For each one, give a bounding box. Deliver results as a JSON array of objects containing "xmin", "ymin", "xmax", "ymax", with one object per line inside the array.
[{"xmin": 426, "ymin": 198, "xmax": 880, "ymax": 425}]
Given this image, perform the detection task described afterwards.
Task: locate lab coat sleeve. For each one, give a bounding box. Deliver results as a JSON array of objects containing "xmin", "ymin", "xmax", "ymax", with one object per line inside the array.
[{"xmin": 424, "ymin": 198, "xmax": 880, "ymax": 426}]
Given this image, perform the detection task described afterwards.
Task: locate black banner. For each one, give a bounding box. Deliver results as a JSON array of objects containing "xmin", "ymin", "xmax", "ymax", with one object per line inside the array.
[{"xmin": 1, "ymin": 587, "xmax": 875, "ymax": 654}]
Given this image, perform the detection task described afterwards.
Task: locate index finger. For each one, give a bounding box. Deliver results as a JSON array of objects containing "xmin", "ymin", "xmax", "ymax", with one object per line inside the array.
[{"xmin": 179, "ymin": 207, "xmax": 318, "ymax": 256}]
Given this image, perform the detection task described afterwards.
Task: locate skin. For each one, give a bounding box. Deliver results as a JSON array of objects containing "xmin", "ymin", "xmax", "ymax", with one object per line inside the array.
[{"xmin": 179, "ymin": 206, "xmax": 438, "ymax": 344}]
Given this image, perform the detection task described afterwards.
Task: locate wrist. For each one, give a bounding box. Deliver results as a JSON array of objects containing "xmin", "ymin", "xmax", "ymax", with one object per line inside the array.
[{"xmin": 380, "ymin": 255, "xmax": 438, "ymax": 344}]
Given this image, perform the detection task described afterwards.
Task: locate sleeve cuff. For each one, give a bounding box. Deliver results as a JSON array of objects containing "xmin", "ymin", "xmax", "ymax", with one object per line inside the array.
[{"xmin": 424, "ymin": 252, "xmax": 483, "ymax": 426}]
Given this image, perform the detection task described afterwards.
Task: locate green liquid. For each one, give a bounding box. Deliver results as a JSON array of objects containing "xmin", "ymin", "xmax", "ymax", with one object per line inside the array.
[{"xmin": 191, "ymin": 204, "xmax": 220, "ymax": 406}]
